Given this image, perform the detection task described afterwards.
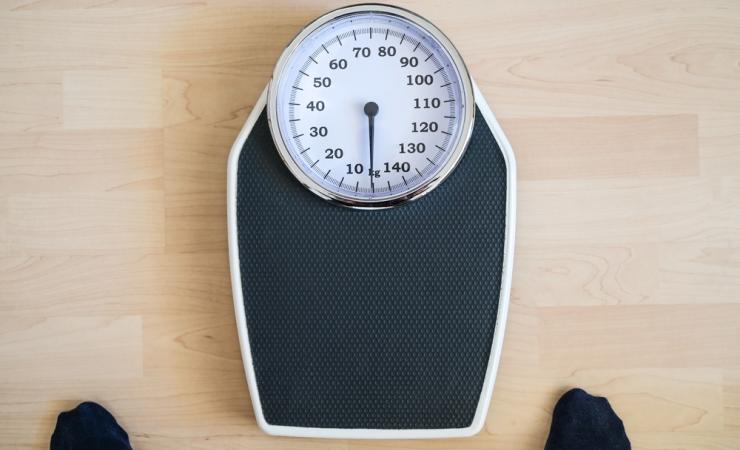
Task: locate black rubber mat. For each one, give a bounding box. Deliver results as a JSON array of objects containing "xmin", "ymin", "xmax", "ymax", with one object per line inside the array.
[{"xmin": 236, "ymin": 106, "xmax": 507, "ymax": 429}]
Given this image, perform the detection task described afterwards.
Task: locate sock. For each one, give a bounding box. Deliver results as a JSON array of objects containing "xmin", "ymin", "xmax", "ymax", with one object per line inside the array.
[
  {"xmin": 544, "ymin": 388, "xmax": 631, "ymax": 450},
  {"xmin": 50, "ymin": 402, "xmax": 132, "ymax": 450}
]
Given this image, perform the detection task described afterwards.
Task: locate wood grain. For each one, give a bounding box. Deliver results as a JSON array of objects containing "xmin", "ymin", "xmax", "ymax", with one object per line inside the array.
[
  {"xmin": 506, "ymin": 114, "xmax": 699, "ymax": 180},
  {"xmin": 0, "ymin": 1, "xmax": 739, "ymax": 449},
  {"xmin": 63, "ymin": 70, "xmax": 163, "ymax": 130}
]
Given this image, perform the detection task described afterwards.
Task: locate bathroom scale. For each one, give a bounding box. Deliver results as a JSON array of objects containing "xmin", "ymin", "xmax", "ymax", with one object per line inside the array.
[{"xmin": 227, "ymin": 3, "xmax": 516, "ymax": 439}]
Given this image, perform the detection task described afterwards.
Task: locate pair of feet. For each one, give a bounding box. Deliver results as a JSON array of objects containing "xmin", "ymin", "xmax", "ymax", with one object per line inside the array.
[{"xmin": 51, "ymin": 388, "xmax": 630, "ymax": 449}]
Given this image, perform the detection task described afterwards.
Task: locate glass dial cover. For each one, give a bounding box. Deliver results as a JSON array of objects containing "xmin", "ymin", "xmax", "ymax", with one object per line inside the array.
[{"xmin": 268, "ymin": 4, "xmax": 475, "ymax": 208}]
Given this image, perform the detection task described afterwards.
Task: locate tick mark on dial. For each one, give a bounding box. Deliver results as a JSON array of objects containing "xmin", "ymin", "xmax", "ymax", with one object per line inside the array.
[{"xmin": 277, "ymin": 16, "xmax": 470, "ymax": 203}]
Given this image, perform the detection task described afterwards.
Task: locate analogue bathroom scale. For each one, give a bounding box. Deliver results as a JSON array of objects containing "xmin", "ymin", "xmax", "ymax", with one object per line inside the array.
[{"xmin": 227, "ymin": 4, "xmax": 516, "ymax": 439}]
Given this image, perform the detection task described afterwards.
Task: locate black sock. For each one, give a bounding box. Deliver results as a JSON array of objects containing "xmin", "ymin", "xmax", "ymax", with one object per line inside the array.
[
  {"xmin": 50, "ymin": 402, "xmax": 132, "ymax": 450},
  {"xmin": 545, "ymin": 388, "xmax": 631, "ymax": 450},
  {"xmin": 49, "ymin": 391, "xmax": 629, "ymax": 448}
]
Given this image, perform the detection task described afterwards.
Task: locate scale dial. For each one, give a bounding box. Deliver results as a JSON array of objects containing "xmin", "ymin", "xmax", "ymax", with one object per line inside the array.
[{"xmin": 268, "ymin": 4, "xmax": 475, "ymax": 208}]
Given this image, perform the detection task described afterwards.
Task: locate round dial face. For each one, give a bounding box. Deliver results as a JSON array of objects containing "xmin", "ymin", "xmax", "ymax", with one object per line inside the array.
[{"xmin": 268, "ymin": 5, "xmax": 474, "ymax": 208}]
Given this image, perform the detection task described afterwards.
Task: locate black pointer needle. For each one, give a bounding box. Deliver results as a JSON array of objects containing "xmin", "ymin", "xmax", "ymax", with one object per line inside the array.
[{"xmin": 364, "ymin": 101, "xmax": 379, "ymax": 189}]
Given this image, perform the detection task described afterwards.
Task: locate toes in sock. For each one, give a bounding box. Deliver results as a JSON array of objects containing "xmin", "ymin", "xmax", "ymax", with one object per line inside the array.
[
  {"xmin": 50, "ymin": 402, "xmax": 132, "ymax": 450},
  {"xmin": 545, "ymin": 388, "xmax": 631, "ymax": 450}
]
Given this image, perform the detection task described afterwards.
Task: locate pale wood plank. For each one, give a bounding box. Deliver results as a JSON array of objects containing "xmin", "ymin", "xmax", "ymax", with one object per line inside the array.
[
  {"xmin": 163, "ymin": 69, "xmax": 263, "ymax": 129},
  {"xmin": 3, "ymin": 0, "xmax": 199, "ymax": 10},
  {"xmin": 724, "ymin": 370, "xmax": 740, "ymax": 431},
  {"xmin": 505, "ymin": 115, "xmax": 698, "ymax": 181},
  {"xmin": 699, "ymin": 113, "xmax": 740, "ymax": 177},
  {"xmin": 629, "ymin": 431, "xmax": 740, "ymax": 450},
  {"xmin": 518, "ymin": 177, "xmax": 740, "ymax": 245},
  {"xmin": 0, "ymin": 192, "xmax": 165, "ymax": 255},
  {"xmin": 0, "ymin": 129, "xmax": 163, "ymax": 193},
  {"xmin": 63, "ymin": 70, "xmax": 163, "ymax": 130},
  {"xmin": 514, "ymin": 242, "xmax": 740, "ymax": 306},
  {"xmin": 0, "ymin": 253, "xmax": 230, "ymax": 316},
  {"xmin": 164, "ymin": 191, "xmax": 225, "ymax": 253},
  {"xmin": 0, "ymin": 315, "xmax": 143, "ymax": 382},
  {"xmin": 0, "ymin": 9, "xmax": 165, "ymax": 70},
  {"xmin": 538, "ymin": 304, "xmax": 740, "ymax": 369},
  {"xmin": 0, "ymin": 71, "xmax": 62, "ymax": 132}
]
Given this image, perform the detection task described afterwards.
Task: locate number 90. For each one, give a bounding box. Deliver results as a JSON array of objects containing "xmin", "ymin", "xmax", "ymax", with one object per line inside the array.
[{"xmin": 400, "ymin": 56, "xmax": 418, "ymax": 67}]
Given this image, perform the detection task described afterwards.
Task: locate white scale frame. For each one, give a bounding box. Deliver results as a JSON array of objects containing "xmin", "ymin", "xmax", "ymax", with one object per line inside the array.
[{"xmin": 227, "ymin": 79, "xmax": 517, "ymax": 439}]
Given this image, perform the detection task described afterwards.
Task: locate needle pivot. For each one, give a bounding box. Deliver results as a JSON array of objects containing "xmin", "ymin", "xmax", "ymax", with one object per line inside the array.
[{"xmin": 364, "ymin": 101, "xmax": 379, "ymax": 117}]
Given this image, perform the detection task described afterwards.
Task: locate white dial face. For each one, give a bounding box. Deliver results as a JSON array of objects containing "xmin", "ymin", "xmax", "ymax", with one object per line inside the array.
[{"xmin": 269, "ymin": 6, "xmax": 474, "ymax": 207}]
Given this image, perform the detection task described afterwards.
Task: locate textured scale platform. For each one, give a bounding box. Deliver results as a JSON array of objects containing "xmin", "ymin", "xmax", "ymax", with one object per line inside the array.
[{"xmin": 236, "ymin": 106, "xmax": 507, "ymax": 429}]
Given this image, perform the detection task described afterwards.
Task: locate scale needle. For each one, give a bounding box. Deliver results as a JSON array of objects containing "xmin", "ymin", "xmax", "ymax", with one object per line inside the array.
[{"xmin": 364, "ymin": 101, "xmax": 379, "ymax": 189}]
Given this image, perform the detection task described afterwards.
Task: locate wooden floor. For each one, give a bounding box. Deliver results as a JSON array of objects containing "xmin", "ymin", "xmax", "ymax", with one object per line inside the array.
[{"xmin": 1, "ymin": 0, "xmax": 739, "ymax": 448}]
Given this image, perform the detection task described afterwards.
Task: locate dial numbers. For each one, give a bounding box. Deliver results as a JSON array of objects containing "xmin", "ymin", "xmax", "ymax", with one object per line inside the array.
[
  {"xmin": 270, "ymin": 8, "xmax": 473, "ymax": 207},
  {"xmin": 286, "ymin": 27, "xmax": 457, "ymax": 195}
]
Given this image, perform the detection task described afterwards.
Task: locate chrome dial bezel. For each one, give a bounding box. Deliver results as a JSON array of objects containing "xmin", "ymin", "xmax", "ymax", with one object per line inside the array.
[{"xmin": 267, "ymin": 3, "xmax": 475, "ymax": 209}]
